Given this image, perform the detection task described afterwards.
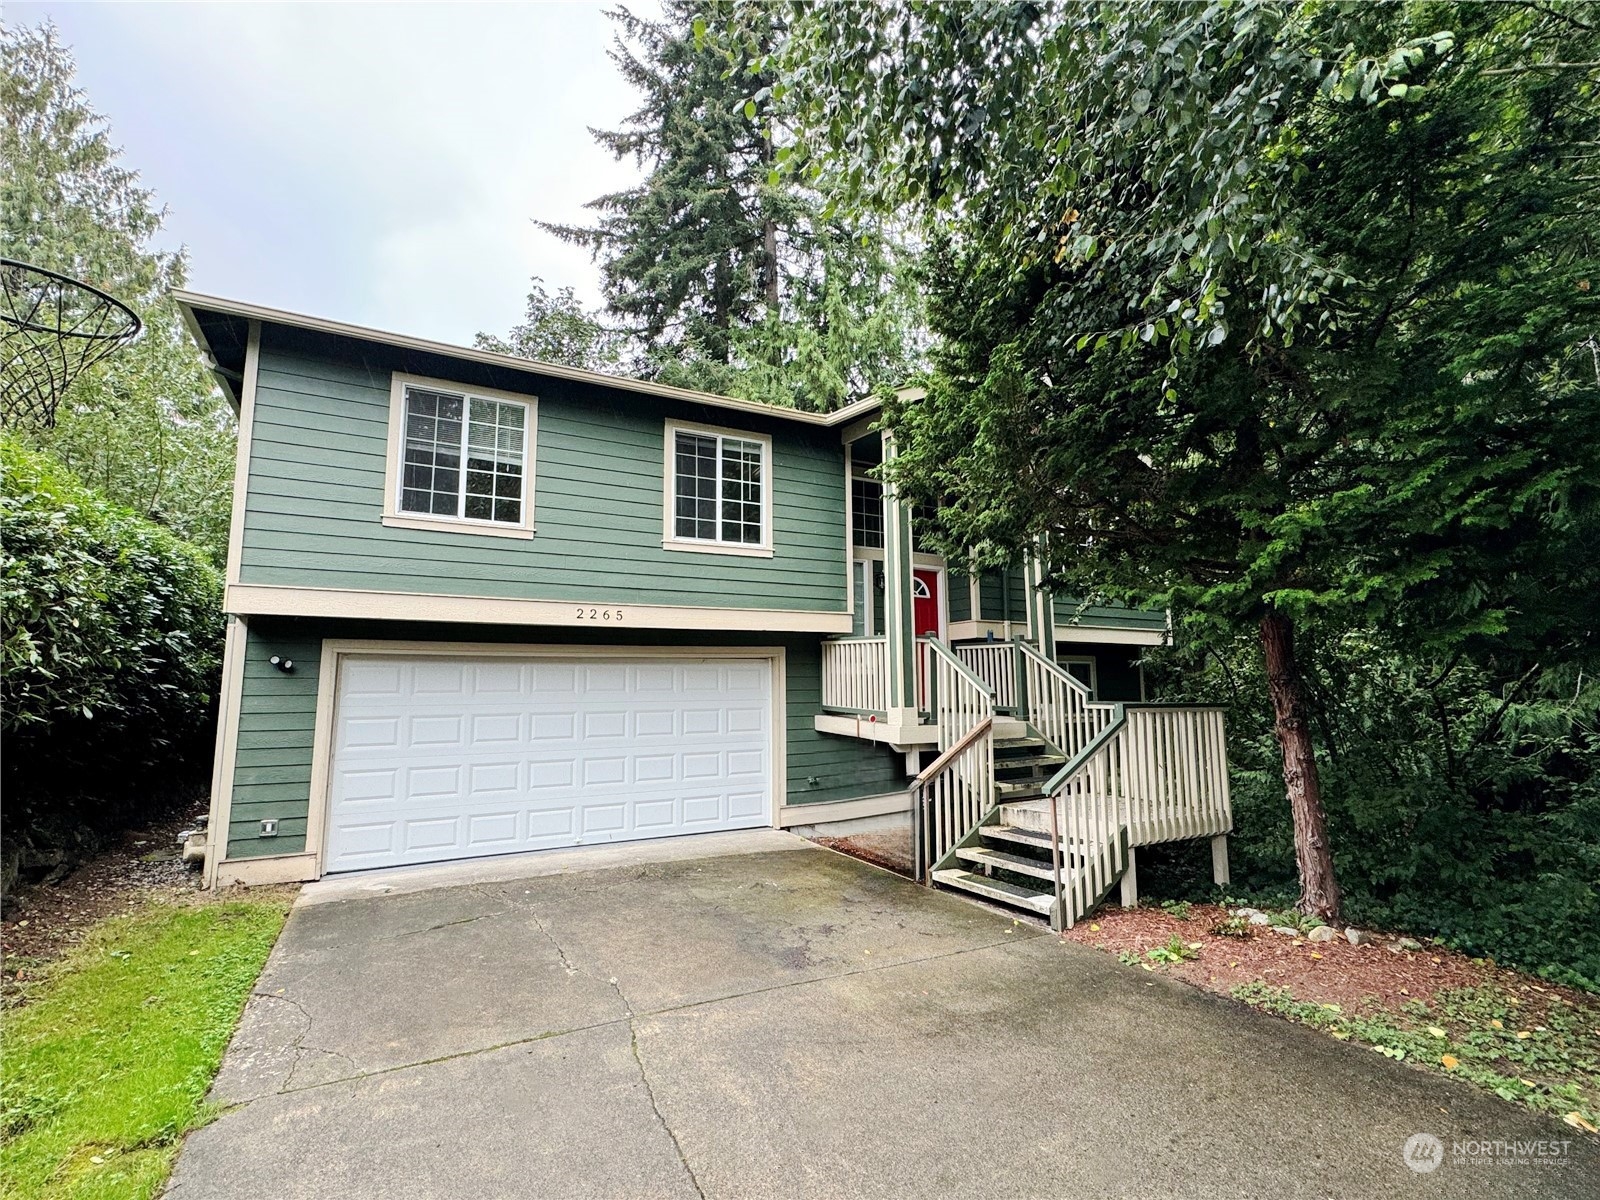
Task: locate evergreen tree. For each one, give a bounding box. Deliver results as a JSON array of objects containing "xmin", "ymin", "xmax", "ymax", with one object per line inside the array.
[{"xmin": 543, "ymin": 2, "xmax": 922, "ymax": 410}]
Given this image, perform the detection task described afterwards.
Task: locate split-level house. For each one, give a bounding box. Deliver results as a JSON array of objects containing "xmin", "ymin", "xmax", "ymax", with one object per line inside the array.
[{"xmin": 179, "ymin": 292, "xmax": 1232, "ymax": 928}]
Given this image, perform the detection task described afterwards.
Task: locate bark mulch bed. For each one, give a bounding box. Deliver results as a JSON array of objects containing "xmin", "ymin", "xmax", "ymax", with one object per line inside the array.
[
  {"xmin": 812, "ymin": 830, "xmax": 916, "ymax": 877},
  {"xmin": 1063, "ymin": 901, "xmax": 1595, "ymax": 1028},
  {"xmin": 2, "ymin": 799, "xmax": 209, "ymax": 981}
]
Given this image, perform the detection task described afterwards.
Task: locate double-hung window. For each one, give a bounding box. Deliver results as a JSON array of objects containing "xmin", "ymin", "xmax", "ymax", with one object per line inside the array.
[
  {"xmin": 386, "ymin": 376, "xmax": 535, "ymax": 537},
  {"xmin": 664, "ymin": 423, "xmax": 771, "ymax": 554}
]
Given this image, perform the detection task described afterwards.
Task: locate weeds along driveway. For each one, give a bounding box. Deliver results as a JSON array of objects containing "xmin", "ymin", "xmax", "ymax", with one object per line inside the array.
[{"xmin": 165, "ymin": 831, "xmax": 1600, "ymax": 1200}]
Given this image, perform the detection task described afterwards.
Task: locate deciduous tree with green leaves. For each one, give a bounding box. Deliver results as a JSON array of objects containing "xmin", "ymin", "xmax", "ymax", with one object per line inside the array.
[
  {"xmin": 475, "ymin": 276, "xmax": 627, "ymax": 373},
  {"xmin": 2, "ymin": 21, "xmax": 234, "ymax": 563},
  {"xmin": 779, "ymin": 0, "xmax": 1600, "ymax": 917}
]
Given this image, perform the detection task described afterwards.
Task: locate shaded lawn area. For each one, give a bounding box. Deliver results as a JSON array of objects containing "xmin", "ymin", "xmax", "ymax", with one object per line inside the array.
[{"xmin": 1, "ymin": 895, "xmax": 292, "ymax": 1199}]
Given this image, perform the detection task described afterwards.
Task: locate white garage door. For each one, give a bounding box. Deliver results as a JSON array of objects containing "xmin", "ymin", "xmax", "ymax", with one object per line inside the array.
[{"xmin": 325, "ymin": 654, "xmax": 772, "ymax": 873}]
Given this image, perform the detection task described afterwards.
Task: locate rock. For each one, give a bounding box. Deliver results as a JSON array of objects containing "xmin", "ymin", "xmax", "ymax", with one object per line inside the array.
[
  {"xmin": 1270, "ymin": 925, "xmax": 1299, "ymax": 936},
  {"xmin": 1248, "ymin": 913, "xmax": 1272, "ymax": 926},
  {"xmin": 1345, "ymin": 928, "xmax": 1371, "ymax": 946},
  {"xmin": 1387, "ymin": 937, "xmax": 1423, "ymax": 953},
  {"xmin": 1231, "ymin": 907, "xmax": 1265, "ymax": 919},
  {"xmin": 1308, "ymin": 925, "xmax": 1337, "ymax": 943}
]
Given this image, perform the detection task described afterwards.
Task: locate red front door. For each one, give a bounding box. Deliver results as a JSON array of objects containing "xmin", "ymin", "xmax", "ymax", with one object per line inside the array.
[{"xmin": 913, "ymin": 569, "xmax": 941, "ymax": 637}]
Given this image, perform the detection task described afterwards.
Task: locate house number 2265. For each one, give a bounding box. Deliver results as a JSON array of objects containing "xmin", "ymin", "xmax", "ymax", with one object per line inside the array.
[{"xmin": 576, "ymin": 607, "xmax": 624, "ymax": 621}]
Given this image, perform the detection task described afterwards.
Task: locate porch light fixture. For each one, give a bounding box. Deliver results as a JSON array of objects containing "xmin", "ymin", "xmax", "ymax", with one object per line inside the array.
[{"xmin": 269, "ymin": 655, "xmax": 295, "ymax": 673}]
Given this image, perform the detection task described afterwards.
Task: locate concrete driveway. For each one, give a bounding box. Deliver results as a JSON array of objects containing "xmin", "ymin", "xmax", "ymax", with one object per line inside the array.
[{"xmin": 167, "ymin": 831, "xmax": 1598, "ymax": 1199}]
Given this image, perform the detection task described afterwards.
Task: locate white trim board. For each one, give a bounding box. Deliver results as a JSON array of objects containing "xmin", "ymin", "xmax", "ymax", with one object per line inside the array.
[{"xmin": 225, "ymin": 582, "xmax": 853, "ymax": 634}]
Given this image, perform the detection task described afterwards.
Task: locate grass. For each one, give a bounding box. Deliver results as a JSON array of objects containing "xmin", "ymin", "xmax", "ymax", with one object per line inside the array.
[
  {"xmin": 1233, "ymin": 980, "xmax": 1600, "ymax": 1133},
  {"xmin": 1, "ymin": 896, "xmax": 291, "ymax": 1200}
]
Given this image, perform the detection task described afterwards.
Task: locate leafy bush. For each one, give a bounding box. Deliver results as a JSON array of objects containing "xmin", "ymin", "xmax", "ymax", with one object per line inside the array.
[{"xmin": 1, "ymin": 439, "xmax": 223, "ymax": 884}]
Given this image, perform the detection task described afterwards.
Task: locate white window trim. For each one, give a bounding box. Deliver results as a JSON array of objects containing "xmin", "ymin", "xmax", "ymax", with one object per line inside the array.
[
  {"xmin": 661, "ymin": 419, "xmax": 774, "ymax": 558},
  {"xmin": 1060, "ymin": 654, "xmax": 1099, "ymax": 698},
  {"xmin": 383, "ymin": 372, "xmax": 537, "ymax": 540}
]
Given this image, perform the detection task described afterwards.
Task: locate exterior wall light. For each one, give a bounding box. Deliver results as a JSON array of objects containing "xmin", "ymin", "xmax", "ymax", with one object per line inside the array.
[{"xmin": 269, "ymin": 655, "xmax": 295, "ymax": 673}]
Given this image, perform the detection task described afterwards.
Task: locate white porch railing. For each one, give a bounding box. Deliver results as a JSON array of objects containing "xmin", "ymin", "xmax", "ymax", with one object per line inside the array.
[
  {"xmin": 912, "ymin": 640, "xmax": 996, "ymax": 879},
  {"xmin": 1043, "ymin": 704, "xmax": 1232, "ymax": 927},
  {"xmin": 820, "ymin": 636, "xmax": 887, "ymax": 713},
  {"xmin": 1017, "ymin": 639, "xmax": 1118, "ymax": 761},
  {"xmin": 953, "ymin": 641, "xmax": 1018, "ymax": 709}
]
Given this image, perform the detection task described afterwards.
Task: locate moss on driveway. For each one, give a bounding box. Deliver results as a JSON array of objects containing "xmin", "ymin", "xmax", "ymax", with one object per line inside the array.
[{"xmin": 1, "ymin": 894, "xmax": 291, "ymax": 1200}]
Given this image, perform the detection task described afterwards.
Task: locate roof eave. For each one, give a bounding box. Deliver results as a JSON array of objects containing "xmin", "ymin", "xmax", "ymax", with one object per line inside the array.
[{"xmin": 172, "ymin": 290, "xmax": 884, "ymax": 428}]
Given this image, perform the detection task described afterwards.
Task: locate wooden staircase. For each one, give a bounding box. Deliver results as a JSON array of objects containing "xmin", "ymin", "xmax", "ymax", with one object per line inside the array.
[{"xmin": 931, "ymin": 733, "xmax": 1129, "ymax": 922}]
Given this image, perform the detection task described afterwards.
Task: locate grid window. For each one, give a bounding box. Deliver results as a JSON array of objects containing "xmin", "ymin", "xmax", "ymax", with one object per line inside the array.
[
  {"xmin": 852, "ymin": 478, "xmax": 884, "ymax": 548},
  {"xmin": 400, "ymin": 385, "xmax": 527, "ymax": 524},
  {"xmin": 672, "ymin": 429, "xmax": 766, "ymax": 546}
]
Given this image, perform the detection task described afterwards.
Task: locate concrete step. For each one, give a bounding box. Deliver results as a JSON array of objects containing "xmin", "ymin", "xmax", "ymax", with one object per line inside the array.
[
  {"xmin": 931, "ymin": 868, "xmax": 1055, "ymax": 915},
  {"xmin": 1000, "ymin": 798, "xmax": 1057, "ymax": 834},
  {"xmin": 992, "ymin": 717, "xmax": 1029, "ymax": 741},
  {"xmin": 955, "ymin": 845, "xmax": 1058, "ymax": 882}
]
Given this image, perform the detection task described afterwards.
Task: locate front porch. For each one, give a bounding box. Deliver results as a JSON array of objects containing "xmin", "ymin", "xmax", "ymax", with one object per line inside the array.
[
  {"xmin": 819, "ymin": 631, "xmax": 1233, "ymax": 928},
  {"xmin": 822, "ymin": 419, "xmax": 1230, "ymax": 928}
]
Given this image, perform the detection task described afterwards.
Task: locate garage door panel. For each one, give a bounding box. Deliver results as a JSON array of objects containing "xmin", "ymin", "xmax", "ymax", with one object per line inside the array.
[{"xmin": 326, "ymin": 655, "xmax": 772, "ymax": 872}]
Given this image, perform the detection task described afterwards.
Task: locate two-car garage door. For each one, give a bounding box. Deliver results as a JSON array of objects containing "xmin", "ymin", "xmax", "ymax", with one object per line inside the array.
[{"xmin": 325, "ymin": 654, "xmax": 772, "ymax": 873}]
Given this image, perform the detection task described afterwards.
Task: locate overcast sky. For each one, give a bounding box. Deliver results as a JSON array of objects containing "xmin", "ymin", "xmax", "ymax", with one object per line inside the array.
[{"xmin": 12, "ymin": 2, "xmax": 654, "ymax": 344}]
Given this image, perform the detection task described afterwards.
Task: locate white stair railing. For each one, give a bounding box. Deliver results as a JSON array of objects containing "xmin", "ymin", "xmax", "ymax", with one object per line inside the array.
[
  {"xmin": 952, "ymin": 642, "xmax": 1018, "ymax": 709},
  {"xmin": 1042, "ymin": 704, "xmax": 1233, "ymax": 928},
  {"xmin": 821, "ymin": 636, "xmax": 887, "ymax": 714},
  {"xmin": 1016, "ymin": 639, "xmax": 1118, "ymax": 761},
  {"xmin": 912, "ymin": 640, "xmax": 996, "ymax": 879}
]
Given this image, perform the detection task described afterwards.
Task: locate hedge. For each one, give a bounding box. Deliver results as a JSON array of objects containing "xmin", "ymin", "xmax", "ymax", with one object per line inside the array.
[{"xmin": 1, "ymin": 438, "xmax": 224, "ymax": 885}]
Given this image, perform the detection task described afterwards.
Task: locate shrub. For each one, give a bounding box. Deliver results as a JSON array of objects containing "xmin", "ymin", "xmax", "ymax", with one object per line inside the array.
[{"xmin": 1, "ymin": 439, "xmax": 224, "ymax": 885}]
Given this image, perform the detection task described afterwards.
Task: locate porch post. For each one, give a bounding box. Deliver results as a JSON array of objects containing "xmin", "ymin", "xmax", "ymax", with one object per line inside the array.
[
  {"xmin": 880, "ymin": 429, "xmax": 919, "ymax": 733},
  {"xmin": 1024, "ymin": 543, "xmax": 1056, "ymax": 660}
]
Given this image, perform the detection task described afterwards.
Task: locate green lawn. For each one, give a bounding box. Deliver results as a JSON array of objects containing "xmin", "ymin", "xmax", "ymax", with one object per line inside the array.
[{"xmin": 1, "ymin": 896, "xmax": 291, "ymax": 1199}]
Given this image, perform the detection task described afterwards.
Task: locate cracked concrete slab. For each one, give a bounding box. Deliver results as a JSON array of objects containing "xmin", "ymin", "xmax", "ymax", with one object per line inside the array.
[
  {"xmin": 168, "ymin": 1024, "xmax": 699, "ymax": 1200},
  {"xmin": 176, "ymin": 840, "xmax": 1600, "ymax": 1199}
]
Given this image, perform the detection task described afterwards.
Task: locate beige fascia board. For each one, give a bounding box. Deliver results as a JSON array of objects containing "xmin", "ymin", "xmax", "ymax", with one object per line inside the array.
[
  {"xmin": 1055, "ymin": 625, "xmax": 1168, "ymax": 647},
  {"xmin": 177, "ymin": 299, "xmax": 243, "ymax": 411},
  {"xmin": 777, "ymin": 791, "xmax": 910, "ymax": 827},
  {"xmin": 214, "ymin": 853, "xmax": 320, "ymax": 888},
  {"xmin": 225, "ymin": 582, "xmax": 853, "ymax": 634},
  {"xmin": 223, "ymin": 321, "xmax": 260, "ymax": 588},
  {"xmin": 202, "ymin": 614, "xmax": 249, "ymax": 889},
  {"xmin": 812, "ymin": 713, "xmax": 940, "ymax": 747},
  {"xmin": 174, "ymin": 291, "xmax": 882, "ymax": 429}
]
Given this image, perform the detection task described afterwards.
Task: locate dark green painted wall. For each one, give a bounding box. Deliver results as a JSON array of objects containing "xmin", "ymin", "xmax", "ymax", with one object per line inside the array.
[
  {"xmin": 227, "ymin": 618, "xmax": 905, "ymax": 859},
  {"xmin": 1056, "ymin": 640, "xmax": 1148, "ymax": 702},
  {"xmin": 240, "ymin": 327, "xmax": 849, "ymax": 612}
]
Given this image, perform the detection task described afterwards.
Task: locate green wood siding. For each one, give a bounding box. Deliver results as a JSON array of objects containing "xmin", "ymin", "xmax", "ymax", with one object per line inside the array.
[
  {"xmin": 947, "ymin": 570, "xmax": 972, "ymax": 622},
  {"xmin": 1053, "ymin": 594, "xmax": 1168, "ymax": 632},
  {"xmin": 240, "ymin": 330, "xmax": 848, "ymax": 612},
  {"xmin": 225, "ymin": 620, "xmax": 905, "ymax": 859},
  {"xmin": 228, "ymin": 623, "xmax": 321, "ymax": 858},
  {"xmin": 978, "ymin": 572, "xmax": 1007, "ymax": 622}
]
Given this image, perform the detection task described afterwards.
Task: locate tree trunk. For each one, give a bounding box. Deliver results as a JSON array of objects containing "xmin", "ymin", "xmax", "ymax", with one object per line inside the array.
[{"xmin": 1259, "ymin": 608, "xmax": 1341, "ymax": 920}]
